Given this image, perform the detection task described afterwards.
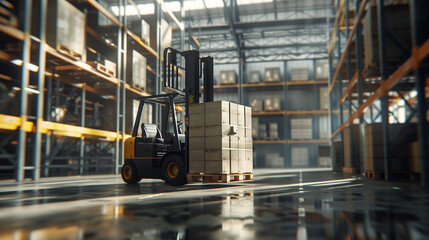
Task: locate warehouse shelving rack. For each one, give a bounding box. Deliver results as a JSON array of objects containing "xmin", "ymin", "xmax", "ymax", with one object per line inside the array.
[
  {"xmin": 0, "ymin": 0, "xmax": 186, "ymax": 181},
  {"xmin": 212, "ymin": 59, "xmax": 334, "ymax": 168},
  {"xmin": 328, "ymin": 0, "xmax": 429, "ymax": 186}
]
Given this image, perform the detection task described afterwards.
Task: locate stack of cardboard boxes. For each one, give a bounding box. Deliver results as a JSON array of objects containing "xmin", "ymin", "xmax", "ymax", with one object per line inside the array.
[{"xmin": 189, "ymin": 101, "xmax": 253, "ymax": 175}]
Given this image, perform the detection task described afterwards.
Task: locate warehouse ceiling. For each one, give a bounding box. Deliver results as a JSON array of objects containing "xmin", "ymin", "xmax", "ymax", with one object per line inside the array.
[{"xmin": 108, "ymin": 0, "xmax": 334, "ymax": 63}]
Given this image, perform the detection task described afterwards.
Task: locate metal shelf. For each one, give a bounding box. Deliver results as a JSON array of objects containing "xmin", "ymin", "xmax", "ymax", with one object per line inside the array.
[{"xmin": 0, "ymin": 24, "xmax": 25, "ymax": 41}]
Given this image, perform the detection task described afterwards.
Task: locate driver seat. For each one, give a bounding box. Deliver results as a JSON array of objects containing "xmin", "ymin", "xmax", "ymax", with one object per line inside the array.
[{"xmin": 141, "ymin": 123, "xmax": 164, "ymax": 143}]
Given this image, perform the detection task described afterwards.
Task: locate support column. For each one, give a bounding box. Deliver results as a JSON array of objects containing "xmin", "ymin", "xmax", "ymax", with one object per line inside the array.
[
  {"xmin": 79, "ymin": 86, "xmax": 86, "ymax": 175},
  {"xmin": 377, "ymin": 0, "xmax": 391, "ymax": 180},
  {"xmin": 17, "ymin": 0, "xmax": 32, "ymax": 181},
  {"xmin": 115, "ymin": 0, "xmax": 123, "ymax": 175},
  {"xmin": 33, "ymin": 0, "xmax": 47, "ymax": 180},
  {"xmin": 410, "ymin": 0, "xmax": 429, "ymax": 187}
]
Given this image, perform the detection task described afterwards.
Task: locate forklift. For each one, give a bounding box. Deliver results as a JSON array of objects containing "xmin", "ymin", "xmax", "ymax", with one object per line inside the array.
[{"xmin": 121, "ymin": 48, "xmax": 214, "ymax": 186}]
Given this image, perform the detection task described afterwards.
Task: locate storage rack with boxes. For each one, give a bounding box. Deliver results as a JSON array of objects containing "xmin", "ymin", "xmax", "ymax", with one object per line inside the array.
[
  {"xmin": 212, "ymin": 60, "xmax": 333, "ymax": 168},
  {"xmin": 0, "ymin": 0, "xmax": 185, "ymax": 181},
  {"xmin": 328, "ymin": 0, "xmax": 429, "ymax": 186}
]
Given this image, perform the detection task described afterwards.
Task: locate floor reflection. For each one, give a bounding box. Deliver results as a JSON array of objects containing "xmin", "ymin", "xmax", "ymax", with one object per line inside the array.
[{"xmin": 0, "ymin": 170, "xmax": 428, "ymax": 239}]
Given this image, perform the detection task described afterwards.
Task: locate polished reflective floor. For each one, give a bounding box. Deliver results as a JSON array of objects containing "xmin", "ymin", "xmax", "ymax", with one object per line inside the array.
[{"xmin": 0, "ymin": 169, "xmax": 428, "ymax": 240}]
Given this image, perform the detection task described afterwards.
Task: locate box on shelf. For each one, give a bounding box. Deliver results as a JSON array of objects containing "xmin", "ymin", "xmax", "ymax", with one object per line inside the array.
[
  {"xmin": 409, "ymin": 141, "xmax": 421, "ymax": 173},
  {"xmin": 250, "ymin": 98, "xmax": 263, "ymax": 112},
  {"xmin": 147, "ymin": 17, "xmax": 171, "ymax": 52},
  {"xmin": 258, "ymin": 123, "xmax": 267, "ymax": 139},
  {"xmin": 319, "ymin": 116, "xmax": 330, "ymax": 139},
  {"xmin": 290, "ymin": 67, "xmax": 308, "ymax": 81},
  {"xmin": 291, "ymin": 147, "xmax": 309, "ymax": 167},
  {"xmin": 318, "ymin": 146, "xmax": 331, "ymax": 167},
  {"xmin": 319, "ymin": 87, "xmax": 329, "ymax": 110},
  {"xmin": 343, "ymin": 124, "xmax": 361, "ymax": 168},
  {"xmin": 290, "ymin": 118, "xmax": 312, "ymax": 139},
  {"xmin": 265, "ymin": 153, "xmax": 284, "ymax": 167},
  {"xmin": 126, "ymin": 50, "xmax": 147, "ymax": 90},
  {"xmin": 249, "ymin": 71, "xmax": 261, "ymax": 83},
  {"xmin": 363, "ymin": 5, "xmax": 411, "ymax": 76},
  {"xmin": 264, "ymin": 95, "xmax": 281, "ymax": 111},
  {"xmin": 128, "ymin": 19, "xmax": 150, "ymax": 45},
  {"xmin": 189, "ymin": 137, "xmax": 205, "ymax": 149},
  {"xmin": 245, "ymin": 107, "xmax": 252, "ymax": 128},
  {"xmin": 252, "ymin": 118, "xmax": 259, "ymax": 139},
  {"xmin": 264, "ymin": 68, "xmax": 281, "ymax": 82},
  {"xmin": 268, "ymin": 122, "xmax": 278, "ymax": 140},
  {"xmin": 46, "ymin": 0, "xmax": 86, "ymax": 61},
  {"xmin": 315, "ymin": 60, "xmax": 329, "ymax": 80},
  {"xmin": 364, "ymin": 123, "xmax": 416, "ymax": 172},
  {"xmin": 220, "ymin": 70, "xmax": 237, "ymax": 85}
]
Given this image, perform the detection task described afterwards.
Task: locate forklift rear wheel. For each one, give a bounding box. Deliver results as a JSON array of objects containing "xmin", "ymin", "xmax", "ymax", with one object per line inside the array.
[
  {"xmin": 121, "ymin": 161, "xmax": 140, "ymax": 184},
  {"xmin": 162, "ymin": 154, "xmax": 187, "ymax": 186}
]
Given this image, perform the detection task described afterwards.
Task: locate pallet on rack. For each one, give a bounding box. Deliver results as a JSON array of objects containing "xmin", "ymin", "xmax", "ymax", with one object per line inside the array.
[
  {"xmin": 364, "ymin": 170, "xmax": 384, "ymax": 180},
  {"xmin": 187, "ymin": 173, "xmax": 253, "ymax": 184},
  {"xmin": 392, "ymin": 171, "xmax": 421, "ymax": 182},
  {"xmin": 57, "ymin": 44, "xmax": 83, "ymax": 61},
  {"xmin": 87, "ymin": 61, "xmax": 116, "ymax": 78},
  {"xmin": 0, "ymin": 6, "xmax": 18, "ymax": 27},
  {"xmin": 342, "ymin": 166, "xmax": 359, "ymax": 174}
]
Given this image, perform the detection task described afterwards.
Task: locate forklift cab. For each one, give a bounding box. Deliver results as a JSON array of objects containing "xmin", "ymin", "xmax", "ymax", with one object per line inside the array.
[{"xmin": 122, "ymin": 93, "xmax": 188, "ymax": 185}]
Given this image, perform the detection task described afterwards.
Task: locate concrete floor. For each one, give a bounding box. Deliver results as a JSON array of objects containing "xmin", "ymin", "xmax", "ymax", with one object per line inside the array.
[{"xmin": 0, "ymin": 169, "xmax": 428, "ymax": 240}]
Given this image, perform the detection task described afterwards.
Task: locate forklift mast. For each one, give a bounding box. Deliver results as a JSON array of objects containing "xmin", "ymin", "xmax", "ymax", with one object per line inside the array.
[{"xmin": 163, "ymin": 48, "xmax": 214, "ymax": 170}]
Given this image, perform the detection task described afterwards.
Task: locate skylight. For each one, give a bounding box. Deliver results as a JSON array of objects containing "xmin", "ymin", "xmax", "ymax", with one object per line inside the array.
[{"xmin": 111, "ymin": 0, "xmax": 273, "ymax": 16}]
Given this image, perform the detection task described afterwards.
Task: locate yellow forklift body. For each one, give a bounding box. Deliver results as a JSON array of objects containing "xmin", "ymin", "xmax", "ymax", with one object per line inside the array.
[{"xmin": 124, "ymin": 137, "xmax": 135, "ymax": 159}]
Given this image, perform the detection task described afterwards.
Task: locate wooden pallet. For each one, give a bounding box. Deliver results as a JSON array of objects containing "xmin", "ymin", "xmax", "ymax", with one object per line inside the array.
[
  {"xmin": 392, "ymin": 171, "xmax": 421, "ymax": 182},
  {"xmin": 342, "ymin": 166, "xmax": 359, "ymax": 174},
  {"xmin": 365, "ymin": 170, "xmax": 384, "ymax": 180},
  {"xmin": 57, "ymin": 44, "xmax": 82, "ymax": 61},
  {"xmin": 0, "ymin": 6, "xmax": 18, "ymax": 27},
  {"xmin": 87, "ymin": 61, "xmax": 116, "ymax": 77},
  {"xmin": 187, "ymin": 173, "xmax": 253, "ymax": 184}
]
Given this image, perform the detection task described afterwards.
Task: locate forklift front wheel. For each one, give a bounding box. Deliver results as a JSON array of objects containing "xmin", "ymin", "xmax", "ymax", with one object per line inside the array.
[
  {"xmin": 162, "ymin": 154, "xmax": 187, "ymax": 186},
  {"xmin": 121, "ymin": 161, "xmax": 140, "ymax": 184}
]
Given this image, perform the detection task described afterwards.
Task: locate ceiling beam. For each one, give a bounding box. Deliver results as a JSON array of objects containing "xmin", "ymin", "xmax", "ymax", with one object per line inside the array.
[{"xmin": 200, "ymin": 42, "xmax": 327, "ymax": 53}]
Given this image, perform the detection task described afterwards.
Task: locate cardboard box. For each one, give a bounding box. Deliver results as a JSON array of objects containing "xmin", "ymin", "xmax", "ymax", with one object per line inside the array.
[
  {"xmin": 205, "ymin": 101, "xmax": 230, "ymax": 126},
  {"xmin": 245, "ymin": 138, "xmax": 253, "ymax": 150},
  {"xmin": 409, "ymin": 141, "xmax": 421, "ymax": 173},
  {"xmin": 291, "ymin": 147, "xmax": 309, "ymax": 167},
  {"xmin": 46, "ymin": 0, "xmax": 86, "ymax": 60},
  {"xmin": 127, "ymin": 50, "xmax": 147, "ymax": 90},
  {"xmin": 230, "ymin": 136, "xmax": 239, "ymax": 149},
  {"xmin": 230, "ymin": 150, "xmax": 239, "ymax": 173},
  {"xmin": 252, "ymin": 118, "xmax": 259, "ymax": 138},
  {"xmin": 244, "ymin": 150, "xmax": 253, "ymax": 173},
  {"xmin": 238, "ymin": 137, "xmax": 246, "ymax": 150},
  {"xmin": 238, "ymin": 150, "xmax": 246, "ymax": 173},
  {"xmin": 290, "ymin": 67, "xmax": 308, "ymax": 81},
  {"xmin": 189, "ymin": 137, "xmax": 205, "ymax": 149},
  {"xmin": 220, "ymin": 70, "xmax": 237, "ymax": 85},
  {"xmin": 249, "ymin": 71, "xmax": 261, "ymax": 83},
  {"xmin": 205, "ymin": 149, "xmax": 230, "ymax": 161},
  {"xmin": 246, "ymin": 129, "xmax": 252, "ymax": 138},
  {"xmin": 189, "ymin": 160, "xmax": 204, "ymax": 173},
  {"xmin": 205, "ymin": 136, "xmax": 230, "ymax": 149},
  {"xmin": 258, "ymin": 123, "xmax": 267, "ymax": 139},
  {"xmin": 315, "ymin": 60, "xmax": 329, "ymax": 80},
  {"xmin": 265, "ymin": 153, "xmax": 284, "ymax": 167},
  {"xmin": 290, "ymin": 118, "xmax": 312, "ymax": 139},
  {"xmin": 264, "ymin": 95, "xmax": 281, "ymax": 111},
  {"xmin": 264, "ymin": 68, "xmax": 281, "ymax": 82},
  {"xmin": 205, "ymin": 160, "xmax": 230, "ymax": 174},
  {"xmin": 245, "ymin": 107, "xmax": 252, "ymax": 128},
  {"xmin": 205, "ymin": 125, "xmax": 231, "ymax": 136},
  {"xmin": 189, "ymin": 103, "xmax": 205, "ymax": 115},
  {"xmin": 250, "ymin": 98, "xmax": 263, "ymax": 112},
  {"xmin": 229, "ymin": 102, "xmax": 238, "ymax": 126},
  {"xmin": 189, "ymin": 113, "xmax": 205, "ymax": 127},
  {"xmin": 269, "ymin": 122, "xmax": 278, "ymax": 139},
  {"xmin": 189, "ymin": 126, "xmax": 205, "ymax": 137},
  {"xmin": 189, "ymin": 149, "xmax": 204, "ymax": 162},
  {"xmin": 319, "ymin": 87, "xmax": 329, "ymax": 110},
  {"xmin": 237, "ymin": 105, "xmax": 245, "ymax": 127},
  {"xmin": 237, "ymin": 127, "xmax": 246, "ymax": 138}
]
